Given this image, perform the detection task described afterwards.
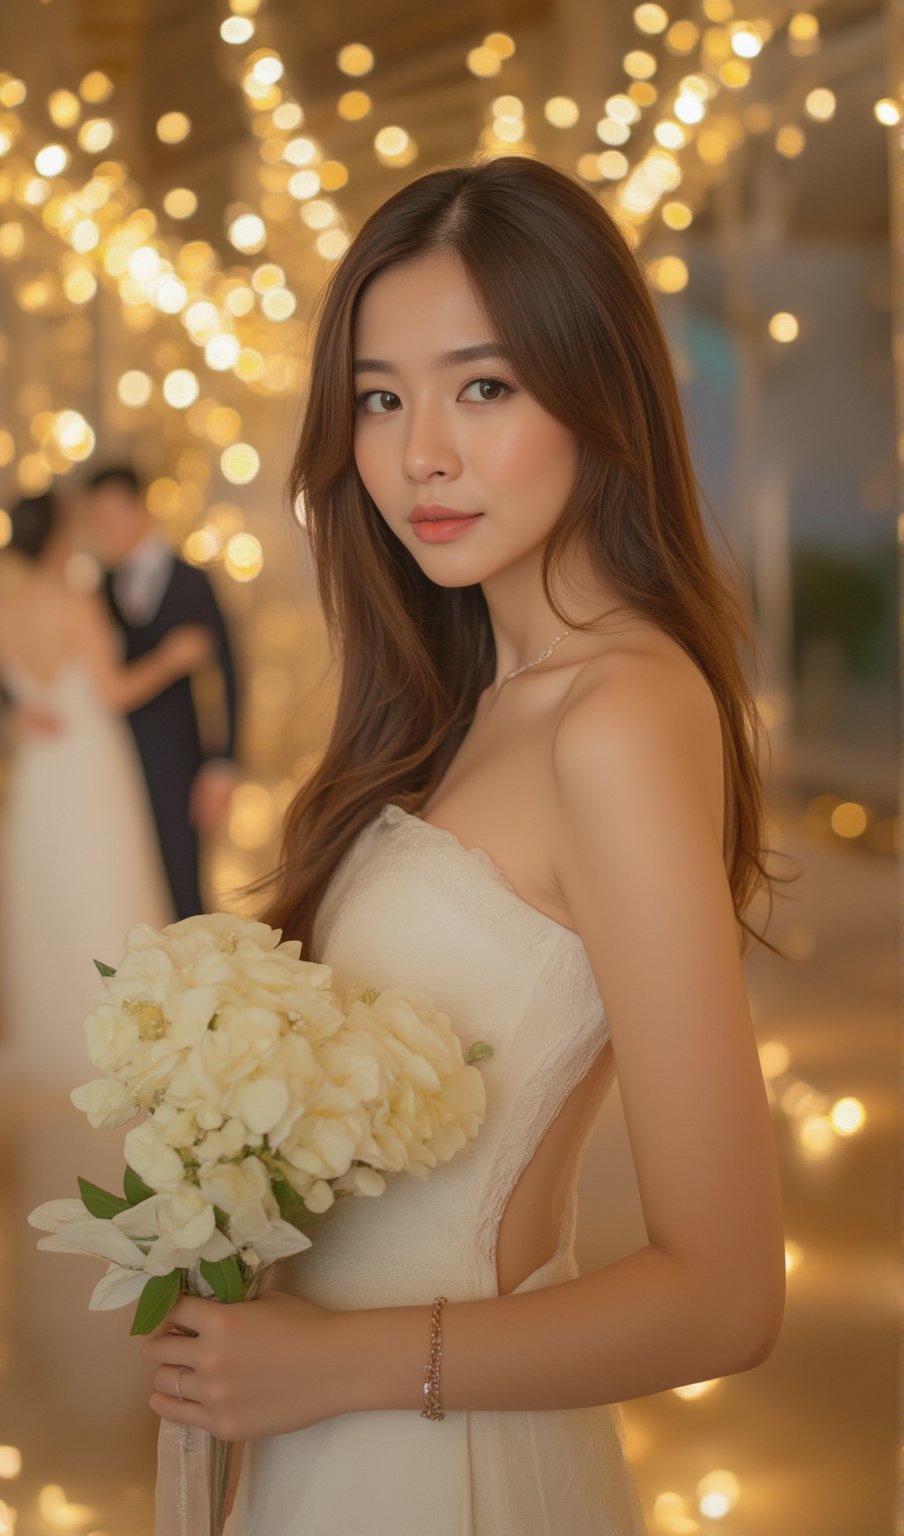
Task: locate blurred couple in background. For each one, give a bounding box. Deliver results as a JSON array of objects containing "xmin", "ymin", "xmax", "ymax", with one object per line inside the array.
[{"xmin": 0, "ymin": 466, "xmax": 242, "ymax": 1085}]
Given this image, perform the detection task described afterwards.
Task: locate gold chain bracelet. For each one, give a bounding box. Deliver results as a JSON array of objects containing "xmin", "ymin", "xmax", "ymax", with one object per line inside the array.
[{"xmin": 420, "ymin": 1295, "xmax": 448, "ymax": 1420}]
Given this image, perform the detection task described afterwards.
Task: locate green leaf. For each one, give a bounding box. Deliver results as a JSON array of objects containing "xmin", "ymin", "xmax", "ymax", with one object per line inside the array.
[
  {"xmin": 130, "ymin": 1270, "xmax": 182, "ymax": 1336},
  {"xmin": 123, "ymin": 1165, "xmax": 155, "ymax": 1206},
  {"xmin": 271, "ymin": 1174, "xmax": 333, "ymax": 1229},
  {"xmin": 464, "ymin": 1039, "xmax": 494, "ymax": 1064},
  {"xmin": 198, "ymin": 1256, "xmax": 245, "ymax": 1303},
  {"xmin": 93, "ymin": 959, "xmax": 116, "ymax": 977},
  {"xmin": 78, "ymin": 1176, "xmax": 130, "ymax": 1219}
]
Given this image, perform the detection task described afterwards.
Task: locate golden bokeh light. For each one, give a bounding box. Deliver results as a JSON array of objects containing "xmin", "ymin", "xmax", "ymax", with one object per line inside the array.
[
  {"xmin": 228, "ymin": 212, "xmax": 267, "ymax": 252},
  {"xmin": 648, "ymin": 255, "xmax": 689, "ymax": 293},
  {"xmin": 288, "ymin": 169, "xmax": 321, "ymax": 200},
  {"xmin": 829, "ymin": 1097, "xmax": 866, "ymax": 1136},
  {"xmin": 337, "ymin": 43, "xmax": 374, "ymax": 76},
  {"xmin": 17, "ymin": 451, "xmax": 53, "ymax": 493},
  {"xmin": 205, "ymin": 332, "xmax": 242, "ymax": 370},
  {"xmin": 662, "ymin": 199, "xmax": 693, "ymax": 229},
  {"xmin": 79, "ymin": 70, "xmax": 113, "ymax": 103},
  {"xmin": 788, "ymin": 11, "xmax": 820, "ymax": 42},
  {"xmin": 874, "ymin": 97, "xmax": 901, "ymax": 126},
  {"xmin": 221, "ymin": 16, "xmax": 255, "ymax": 43},
  {"xmin": 338, "ymin": 90, "xmax": 371, "ymax": 121},
  {"xmin": 78, "ymin": 118, "xmax": 115, "ymax": 153},
  {"xmin": 769, "ymin": 311, "xmax": 800, "ymax": 342},
  {"xmin": 61, "ymin": 267, "xmax": 97, "ymax": 304},
  {"xmin": 52, "ymin": 409, "xmax": 95, "ymax": 461},
  {"xmin": 221, "ymin": 442, "xmax": 260, "ymax": 483},
  {"xmin": 225, "ymin": 283, "xmax": 255, "ymax": 316},
  {"xmin": 624, "ymin": 50, "xmax": 657, "ymax": 80},
  {"xmin": 156, "ymin": 111, "xmax": 191, "ymax": 144},
  {"xmin": 775, "ymin": 123, "xmax": 806, "ymax": 156},
  {"xmin": 34, "ymin": 142, "xmax": 69, "ymax": 176},
  {"xmin": 117, "ymin": 370, "xmax": 153, "ymax": 407},
  {"xmin": 163, "ymin": 368, "xmax": 200, "ymax": 408},
  {"xmin": 484, "ymin": 32, "xmax": 516, "ymax": 58},
  {"xmin": 597, "ymin": 118, "xmax": 631, "ymax": 146},
  {"xmin": 284, "ymin": 137, "xmax": 317, "ymax": 168},
  {"xmin": 467, "ymin": 46, "xmax": 503, "ymax": 78},
  {"xmin": 696, "ymin": 1469, "xmax": 740, "ymax": 1519},
  {"xmin": 0, "ymin": 78, "xmax": 27, "ymax": 108},
  {"xmin": 184, "ymin": 525, "xmax": 223, "ymax": 564},
  {"xmin": 730, "ymin": 23, "xmax": 763, "ymax": 58},
  {"xmin": 758, "ymin": 1039, "xmax": 791, "ymax": 1079},
  {"xmin": 798, "ymin": 1115, "xmax": 835, "ymax": 1156},
  {"xmin": 599, "ymin": 150, "xmax": 629, "ymax": 180},
  {"xmin": 544, "ymin": 96, "xmax": 580, "ymax": 128},
  {"xmin": 206, "ymin": 407, "xmax": 242, "ymax": 446},
  {"xmin": 224, "ymin": 530, "xmax": 264, "ymax": 579},
  {"xmin": 634, "ymin": 4, "xmax": 669, "ymax": 34},
  {"xmin": 48, "ymin": 89, "xmax": 80, "ymax": 127},
  {"xmin": 261, "ymin": 286, "xmax": 296, "ymax": 320},
  {"xmin": 805, "ymin": 87, "xmax": 836, "ymax": 121}
]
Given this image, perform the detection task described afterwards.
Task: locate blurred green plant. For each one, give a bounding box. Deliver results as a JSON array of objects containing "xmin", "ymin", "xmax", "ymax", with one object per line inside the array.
[{"xmin": 790, "ymin": 538, "xmax": 895, "ymax": 677}]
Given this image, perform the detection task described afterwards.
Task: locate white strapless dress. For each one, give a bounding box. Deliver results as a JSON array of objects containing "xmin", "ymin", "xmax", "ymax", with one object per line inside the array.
[
  {"xmin": 225, "ymin": 801, "xmax": 648, "ymax": 1536},
  {"xmin": 0, "ymin": 658, "xmax": 175, "ymax": 1087}
]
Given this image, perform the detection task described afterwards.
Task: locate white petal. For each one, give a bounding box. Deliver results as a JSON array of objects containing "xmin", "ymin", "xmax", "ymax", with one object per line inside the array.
[
  {"xmin": 27, "ymin": 1198, "xmax": 87, "ymax": 1232},
  {"xmin": 198, "ymin": 1228, "xmax": 236, "ymax": 1262},
  {"xmin": 251, "ymin": 1219, "xmax": 313, "ymax": 1265},
  {"xmin": 90, "ymin": 1263, "xmax": 149, "ymax": 1310},
  {"xmin": 37, "ymin": 1215, "xmax": 147, "ymax": 1267}
]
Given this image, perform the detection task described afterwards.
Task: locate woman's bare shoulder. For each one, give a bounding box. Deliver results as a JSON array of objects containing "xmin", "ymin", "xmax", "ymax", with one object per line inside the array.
[
  {"xmin": 555, "ymin": 624, "xmax": 721, "ymax": 750},
  {"xmin": 550, "ymin": 625, "xmax": 725, "ymax": 845}
]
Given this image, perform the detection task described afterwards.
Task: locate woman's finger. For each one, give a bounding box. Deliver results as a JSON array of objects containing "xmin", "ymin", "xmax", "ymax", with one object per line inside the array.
[
  {"xmin": 149, "ymin": 1389, "xmax": 216, "ymax": 1433},
  {"xmin": 155, "ymin": 1363, "xmax": 200, "ymax": 1402},
  {"xmin": 166, "ymin": 1294, "xmax": 224, "ymax": 1333},
  {"xmin": 140, "ymin": 1330, "xmax": 202, "ymax": 1365}
]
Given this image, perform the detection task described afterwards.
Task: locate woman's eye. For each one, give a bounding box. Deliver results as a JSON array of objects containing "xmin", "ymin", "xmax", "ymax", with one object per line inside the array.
[
  {"xmin": 355, "ymin": 390, "xmax": 400, "ymax": 415},
  {"xmin": 461, "ymin": 377, "xmax": 512, "ymax": 403}
]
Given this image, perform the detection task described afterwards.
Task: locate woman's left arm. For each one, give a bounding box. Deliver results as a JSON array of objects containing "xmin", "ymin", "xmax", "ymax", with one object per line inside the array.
[{"xmin": 142, "ymin": 658, "xmax": 786, "ymax": 1437}]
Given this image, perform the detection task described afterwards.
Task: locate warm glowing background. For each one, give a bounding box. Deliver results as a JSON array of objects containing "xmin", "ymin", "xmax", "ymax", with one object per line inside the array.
[{"xmin": 0, "ymin": 1, "xmax": 898, "ymax": 1533}]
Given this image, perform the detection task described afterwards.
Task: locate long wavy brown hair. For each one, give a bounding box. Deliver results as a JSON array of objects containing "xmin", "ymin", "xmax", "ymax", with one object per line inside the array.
[{"xmin": 250, "ymin": 153, "xmax": 798, "ymax": 961}]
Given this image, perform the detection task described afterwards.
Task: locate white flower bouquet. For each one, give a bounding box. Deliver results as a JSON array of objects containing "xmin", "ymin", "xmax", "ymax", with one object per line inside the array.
[{"xmin": 28, "ymin": 911, "xmax": 493, "ymax": 1536}]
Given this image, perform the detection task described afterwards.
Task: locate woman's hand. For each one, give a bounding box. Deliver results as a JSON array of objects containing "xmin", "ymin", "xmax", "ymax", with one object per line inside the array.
[
  {"xmin": 140, "ymin": 1290, "xmax": 355, "ymax": 1441},
  {"xmin": 160, "ymin": 623, "xmax": 216, "ymax": 677}
]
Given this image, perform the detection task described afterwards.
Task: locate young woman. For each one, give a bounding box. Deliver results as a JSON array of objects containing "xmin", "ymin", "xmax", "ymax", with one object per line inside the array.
[
  {"xmin": 145, "ymin": 154, "xmax": 791, "ymax": 1534},
  {"xmin": 0, "ymin": 489, "xmax": 213, "ymax": 1084}
]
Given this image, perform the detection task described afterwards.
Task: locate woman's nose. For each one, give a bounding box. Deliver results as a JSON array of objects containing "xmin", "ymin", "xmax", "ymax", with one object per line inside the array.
[{"xmin": 402, "ymin": 405, "xmax": 460, "ymax": 481}]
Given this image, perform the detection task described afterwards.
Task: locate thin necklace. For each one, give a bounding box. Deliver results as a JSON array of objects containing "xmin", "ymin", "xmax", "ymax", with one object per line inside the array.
[{"xmin": 498, "ymin": 628, "xmax": 574, "ymax": 687}]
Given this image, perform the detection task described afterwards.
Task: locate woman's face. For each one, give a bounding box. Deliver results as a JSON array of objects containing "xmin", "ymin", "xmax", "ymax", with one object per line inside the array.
[{"xmin": 352, "ymin": 249, "xmax": 580, "ymax": 588}]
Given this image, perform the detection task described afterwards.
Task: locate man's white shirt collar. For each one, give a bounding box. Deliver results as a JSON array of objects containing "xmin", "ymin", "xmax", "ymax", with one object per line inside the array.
[{"xmin": 112, "ymin": 533, "xmax": 175, "ymax": 625}]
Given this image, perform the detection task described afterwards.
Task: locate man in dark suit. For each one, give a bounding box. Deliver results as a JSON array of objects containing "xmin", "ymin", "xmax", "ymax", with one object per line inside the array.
[{"xmin": 84, "ymin": 465, "xmax": 241, "ymax": 920}]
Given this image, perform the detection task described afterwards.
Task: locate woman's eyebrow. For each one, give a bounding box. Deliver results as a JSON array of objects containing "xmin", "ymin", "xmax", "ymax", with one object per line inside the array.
[{"xmin": 352, "ymin": 343, "xmax": 510, "ymax": 375}]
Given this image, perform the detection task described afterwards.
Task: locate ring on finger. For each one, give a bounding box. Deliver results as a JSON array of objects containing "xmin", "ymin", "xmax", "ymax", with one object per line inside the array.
[{"xmin": 175, "ymin": 1365, "xmax": 192, "ymax": 1401}]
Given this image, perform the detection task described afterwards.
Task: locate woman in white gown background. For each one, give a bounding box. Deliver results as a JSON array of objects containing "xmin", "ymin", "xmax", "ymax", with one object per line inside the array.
[
  {"xmin": 0, "ymin": 487, "xmax": 216, "ymax": 1473},
  {"xmin": 0, "ymin": 488, "xmax": 213, "ymax": 1087}
]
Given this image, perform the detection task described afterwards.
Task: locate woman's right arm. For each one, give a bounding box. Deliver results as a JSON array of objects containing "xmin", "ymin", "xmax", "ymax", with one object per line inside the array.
[{"xmin": 70, "ymin": 591, "xmax": 215, "ymax": 713}]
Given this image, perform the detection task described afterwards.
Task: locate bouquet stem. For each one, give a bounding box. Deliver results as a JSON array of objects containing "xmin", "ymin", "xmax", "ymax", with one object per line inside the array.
[
  {"xmin": 154, "ymin": 1268, "xmax": 263, "ymax": 1536},
  {"xmin": 154, "ymin": 1419, "xmax": 232, "ymax": 1536}
]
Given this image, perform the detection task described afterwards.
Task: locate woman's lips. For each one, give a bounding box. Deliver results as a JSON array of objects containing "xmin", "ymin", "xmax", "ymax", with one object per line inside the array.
[{"xmin": 411, "ymin": 513, "xmax": 484, "ymax": 543}]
